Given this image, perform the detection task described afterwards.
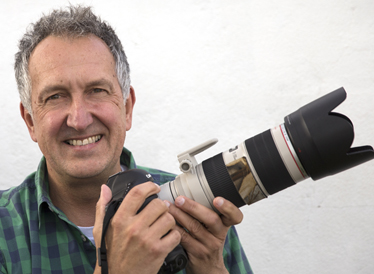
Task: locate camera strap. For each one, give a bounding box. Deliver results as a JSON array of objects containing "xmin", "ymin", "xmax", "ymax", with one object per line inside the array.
[{"xmin": 97, "ymin": 199, "xmax": 122, "ymax": 274}]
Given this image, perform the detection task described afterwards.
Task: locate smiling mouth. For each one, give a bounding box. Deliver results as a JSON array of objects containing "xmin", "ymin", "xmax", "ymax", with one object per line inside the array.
[{"xmin": 65, "ymin": 135, "xmax": 102, "ymax": 146}]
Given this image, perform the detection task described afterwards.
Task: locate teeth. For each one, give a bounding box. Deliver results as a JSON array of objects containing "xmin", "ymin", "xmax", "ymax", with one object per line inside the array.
[{"xmin": 66, "ymin": 135, "xmax": 102, "ymax": 146}]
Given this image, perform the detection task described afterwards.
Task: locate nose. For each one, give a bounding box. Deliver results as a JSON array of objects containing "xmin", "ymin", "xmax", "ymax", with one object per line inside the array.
[{"xmin": 66, "ymin": 96, "xmax": 94, "ymax": 131}]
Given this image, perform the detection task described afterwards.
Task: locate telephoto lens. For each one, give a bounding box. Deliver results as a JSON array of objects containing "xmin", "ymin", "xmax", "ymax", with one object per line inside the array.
[{"xmin": 158, "ymin": 87, "xmax": 374, "ymax": 212}]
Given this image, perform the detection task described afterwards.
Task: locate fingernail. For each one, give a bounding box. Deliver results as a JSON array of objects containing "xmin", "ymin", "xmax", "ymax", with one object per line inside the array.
[
  {"xmin": 175, "ymin": 197, "xmax": 185, "ymax": 207},
  {"xmin": 154, "ymin": 183, "xmax": 160, "ymax": 190},
  {"xmin": 216, "ymin": 197, "xmax": 224, "ymax": 207},
  {"xmin": 164, "ymin": 200, "xmax": 171, "ymax": 208}
]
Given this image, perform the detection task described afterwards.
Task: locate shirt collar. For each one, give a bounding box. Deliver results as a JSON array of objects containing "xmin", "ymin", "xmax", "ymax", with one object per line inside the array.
[
  {"xmin": 36, "ymin": 147, "xmax": 137, "ymax": 225},
  {"xmin": 119, "ymin": 146, "xmax": 137, "ymax": 169}
]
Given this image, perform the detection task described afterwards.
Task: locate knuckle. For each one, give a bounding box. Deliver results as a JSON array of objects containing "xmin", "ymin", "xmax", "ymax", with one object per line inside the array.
[
  {"xmin": 171, "ymin": 229, "xmax": 182, "ymax": 243},
  {"xmin": 137, "ymin": 234, "xmax": 149, "ymax": 247},
  {"xmin": 210, "ymin": 239, "xmax": 223, "ymax": 251},
  {"xmin": 128, "ymin": 185, "xmax": 145, "ymax": 199},
  {"xmin": 125, "ymin": 223, "xmax": 141, "ymax": 239},
  {"xmin": 179, "ymin": 228, "xmax": 189, "ymax": 243},
  {"xmin": 188, "ymin": 218, "xmax": 203, "ymax": 235},
  {"xmin": 140, "ymin": 238, "xmax": 165, "ymax": 258},
  {"xmin": 145, "ymin": 199, "xmax": 168, "ymax": 217},
  {"xmin": 236, "ymin": 211, "xmax": 244, "ymax": 224},
  {"xmin": 205, "ymin": 213, "xmax": 221, "ymax": 227},
  {"xmin": 152, "ymin": 198, "xmax": 168, "ymax": 211},
  {"xmin": 165, "ymin": 212, "xmax": 176, "ymax": 225},
  {"xmin": 148, "ymin": 242, "xmax": 163, "ymax": 256},
  {"xmin": 221, "ymin": 205, "xmax": 243, "ymax": 226},
  {"xmin": 110, "ymin": 215, "xmax": 122, "ymax": 229},
  {"xmin": 165, "ymin": 214, "xmax": 176, "ymax": 229},
  {"xmin": 228, "ymin": 210, "xmax": 244, "ymax": 225}
]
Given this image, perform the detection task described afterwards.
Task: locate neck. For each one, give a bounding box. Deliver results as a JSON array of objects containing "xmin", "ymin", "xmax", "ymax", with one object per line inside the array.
[
  {"xmin": 48, "ymin": 166, "xmax": 121, "ymax": 227},
  {"xmin": 49, "ymin": 180, "xmax": 100, "ymax": 226}
]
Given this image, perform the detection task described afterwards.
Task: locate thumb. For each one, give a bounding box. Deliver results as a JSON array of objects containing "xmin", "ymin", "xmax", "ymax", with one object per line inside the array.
[{"xmin": 93, "ymin": 184, "xmax": 112, "ymax": 247}]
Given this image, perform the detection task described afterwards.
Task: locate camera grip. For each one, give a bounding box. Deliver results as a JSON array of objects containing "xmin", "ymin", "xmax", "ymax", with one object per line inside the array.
[{"xmin": 104, "ymin": 169, "xmax": 188, "ymax": 274}]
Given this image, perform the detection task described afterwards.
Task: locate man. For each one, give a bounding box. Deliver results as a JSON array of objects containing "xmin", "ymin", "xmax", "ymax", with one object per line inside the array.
[{"xmin": 0, "ymin": 5, "xmax": 252, "ymax": 274}]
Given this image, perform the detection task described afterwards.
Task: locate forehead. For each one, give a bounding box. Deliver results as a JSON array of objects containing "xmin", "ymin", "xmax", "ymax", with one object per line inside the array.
[{"xmin": 28, "ymin": 35, "xmax": 117, "ymax": 88}]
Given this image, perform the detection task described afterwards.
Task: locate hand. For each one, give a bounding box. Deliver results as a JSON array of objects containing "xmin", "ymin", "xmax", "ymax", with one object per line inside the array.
[
  {"xmin": 167, "ymin": 196, "xmax": 243, "ymax": 274},
  {"xmin": 93, "ymin": 183, "xmax": 181, "ymax": 274}
]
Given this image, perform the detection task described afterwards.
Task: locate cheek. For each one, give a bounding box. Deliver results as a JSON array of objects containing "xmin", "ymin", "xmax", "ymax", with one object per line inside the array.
[
  {"xmin": 33, "ymin": 110, "xmax": 65, "ymax": 141},
  {"xmin": 97, "ymin": 101, "xmax": 128, "ymax": 129}
]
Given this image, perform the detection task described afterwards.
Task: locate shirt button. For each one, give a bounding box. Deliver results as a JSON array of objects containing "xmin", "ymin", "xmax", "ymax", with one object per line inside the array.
[{"xmin": 81, "ymin": 234, "xmax": 87, "ymax": 242}]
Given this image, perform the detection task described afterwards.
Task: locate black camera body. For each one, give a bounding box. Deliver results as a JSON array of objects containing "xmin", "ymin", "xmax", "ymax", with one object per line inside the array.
[{"xmin": 106, "ymin": 169, "xmax": 188, "ymax": 274}]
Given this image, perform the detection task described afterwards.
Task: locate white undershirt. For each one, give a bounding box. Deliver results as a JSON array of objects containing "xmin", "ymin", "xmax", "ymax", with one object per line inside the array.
[{"xmin": 78, "ymin": 225, "xmax": 95, "ymax": 245}]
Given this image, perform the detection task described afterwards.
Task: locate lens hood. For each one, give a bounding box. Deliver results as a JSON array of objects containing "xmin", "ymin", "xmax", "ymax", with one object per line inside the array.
[{"xmin": 285, "ymin": 87, "xmax": 374, "ymax": 180}]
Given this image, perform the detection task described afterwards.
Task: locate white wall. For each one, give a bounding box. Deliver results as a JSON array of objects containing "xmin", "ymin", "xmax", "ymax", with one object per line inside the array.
[{"xmin": 1, "ymin": 1, "xmax": 373, "ymax": 273}]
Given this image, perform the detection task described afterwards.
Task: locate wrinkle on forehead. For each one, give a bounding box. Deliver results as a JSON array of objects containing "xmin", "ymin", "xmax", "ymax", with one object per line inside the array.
[
  {"xmin": 28, "ymin": 35, "xmax": 119, "ymax": 104},
  {"xmin": 29, "ymin": 34, "xmax": 115, "ymax": 76}
]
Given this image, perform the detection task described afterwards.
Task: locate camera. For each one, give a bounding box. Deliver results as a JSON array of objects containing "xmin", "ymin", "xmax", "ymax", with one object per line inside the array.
[
  {"xmin": 99, "ymin": 169, "xmax": 188, "ymax": 274},
  {"xmin": 101, "ymin": 87, "xmax": 374, "ymax": 273}
]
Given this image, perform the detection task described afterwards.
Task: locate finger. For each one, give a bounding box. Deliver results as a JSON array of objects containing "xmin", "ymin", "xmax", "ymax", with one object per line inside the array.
[
  {"xmin": 213, "ymin": 197, "xmax": 243, "ymax": 227},
  {"xmin": 137, "ymin": 198, "xmax": 174, "ymax": 230},
  {"xmin": 115, "ymin": 181, "xmax": 160, "ymax": 218},
  {"xmin": 173, "ymin": 196, "xmax": 227, "ymax": 237},
  {"xmin": 151, "ymin": 212, "xmax": 176, "ymax": 237},
  {"xmin": 93, "ymin": 184, "xmax": 112, "ymax": 246},
  {"xmin": 168, "ymin": 201, "xmax": 219, "ymax": 246},
  {"xmin": 160, "ymin": 229, "xmax": 182, "ymax": 250},
  {"xmin": 171, "ymin": 222, "xmax": 205, "ymax": 254}
]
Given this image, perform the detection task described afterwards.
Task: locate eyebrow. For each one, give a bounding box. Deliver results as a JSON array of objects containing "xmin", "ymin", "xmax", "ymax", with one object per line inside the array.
[
  {"xmin": 85, "ymin": 78, "xmax": 116, "ymax": 92},
  {"xmin": 37, "ymin": 78, "xmax": 116, "ymax": 102},
  {"xmin": 38, "ymin": 84, "xmax": 67, "ymax": 103}
]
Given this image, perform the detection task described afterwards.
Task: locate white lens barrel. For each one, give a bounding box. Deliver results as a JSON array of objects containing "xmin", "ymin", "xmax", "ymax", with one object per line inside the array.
[
  {"xmin": 270, "ymin": 124, "xmax": 308, "ymax": 183},
  {"xmin": 158, "ymin": 168, "xmax": 217, "ymax": 212},
  {"xmin": 158, "ymin": 182, "xmax": 176, "ymax": 204}
]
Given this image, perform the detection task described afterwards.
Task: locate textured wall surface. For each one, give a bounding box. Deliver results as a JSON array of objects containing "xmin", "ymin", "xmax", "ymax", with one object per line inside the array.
[{"xmin": 1, "ymin": 1, "xmax": 373, "ymax": 273}]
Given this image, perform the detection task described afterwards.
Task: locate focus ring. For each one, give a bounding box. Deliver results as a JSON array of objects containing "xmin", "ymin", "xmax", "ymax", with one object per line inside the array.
[{"xmin": 202, "ymin": 154, "xmax": 246, "ymax": 208}]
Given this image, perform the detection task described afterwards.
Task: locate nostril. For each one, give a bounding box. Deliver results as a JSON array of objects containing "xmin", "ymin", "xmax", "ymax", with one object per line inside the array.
[{"xmin": 66, "ymin": 104, "xmax": 94, "ymax": 131}]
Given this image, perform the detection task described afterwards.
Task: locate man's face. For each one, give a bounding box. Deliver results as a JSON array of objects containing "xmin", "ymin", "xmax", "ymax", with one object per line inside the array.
[{"xmin": 22, "ymin": 35, "xmax": 135, "ymax": 182}]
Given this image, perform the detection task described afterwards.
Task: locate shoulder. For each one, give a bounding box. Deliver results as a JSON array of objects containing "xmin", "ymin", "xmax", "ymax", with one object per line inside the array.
[
  {"xmin": 0, "ymin": 173, "xmax": 39, "ymax": 236},
  {"xmin": 135, "ymin": 165, "xmax": 176, "ymax": 186},
  {"xmin": 0, "ymin": 173, "xmax": 38, "ymax": 208},
  {"xmin": 0, "ymin": 173, "xmax": 39, "ymax": 273},
  {"xmin": 0, "ymin": 172, "xmax": 39, "ymax": 242}
]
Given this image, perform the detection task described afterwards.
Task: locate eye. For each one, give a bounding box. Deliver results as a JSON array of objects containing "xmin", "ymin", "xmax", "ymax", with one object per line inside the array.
[
  {"xmin": 46, "ymin": 94, "xmax": 61, "ymax": 101},
  {"xmin": 93, "ymin": 88, "xmax": 106, "ymax": 93}
]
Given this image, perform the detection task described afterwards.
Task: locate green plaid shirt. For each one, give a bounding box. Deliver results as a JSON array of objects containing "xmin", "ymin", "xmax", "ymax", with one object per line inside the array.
[{"xmin": 0, "ymin": 147, "xmax": 252, "ymax": 274}]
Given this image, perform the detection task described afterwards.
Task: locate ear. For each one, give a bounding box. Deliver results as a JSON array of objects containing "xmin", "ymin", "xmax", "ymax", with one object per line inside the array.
[
  {"xmin": 20, "ymin": 103, "xmax": 38, "ymax": 142},
  {"xmin": 125, "ymin": 86, "xmax": 136, "ymax": 131}
]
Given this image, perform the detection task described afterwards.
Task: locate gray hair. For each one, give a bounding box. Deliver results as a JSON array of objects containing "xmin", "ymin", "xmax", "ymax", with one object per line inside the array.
[{"xmin": 14, "ymin": 5, "xmax": 131, "ymax": 115}]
